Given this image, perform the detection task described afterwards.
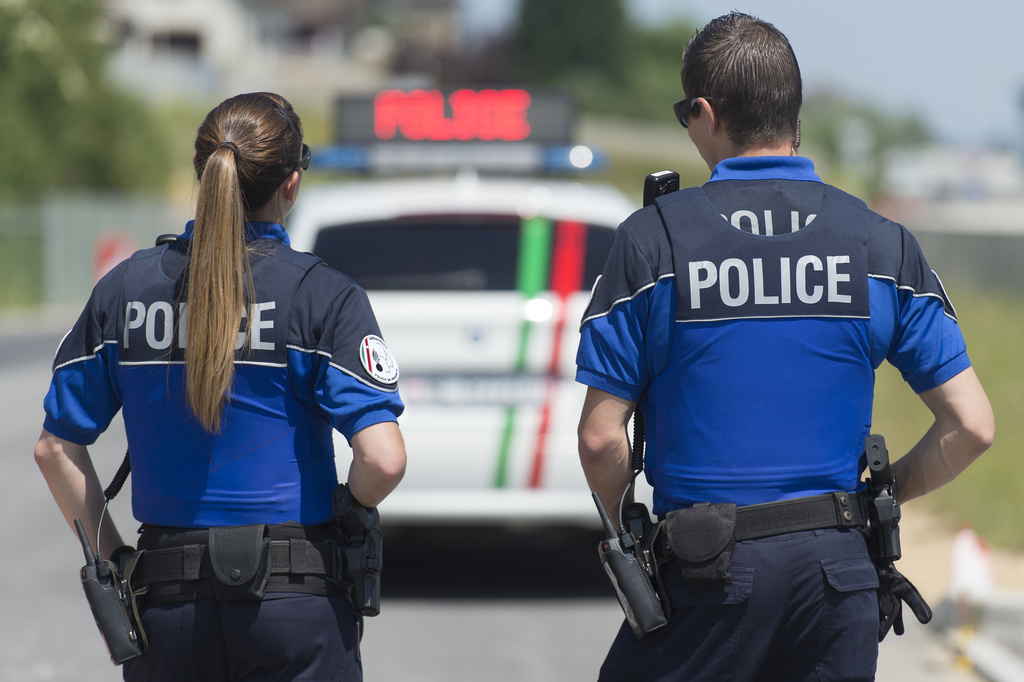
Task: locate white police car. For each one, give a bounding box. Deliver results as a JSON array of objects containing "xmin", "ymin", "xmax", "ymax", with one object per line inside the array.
[{"xmin": 287, "ymin": 89, "xmax": 643, "ymax": 526}]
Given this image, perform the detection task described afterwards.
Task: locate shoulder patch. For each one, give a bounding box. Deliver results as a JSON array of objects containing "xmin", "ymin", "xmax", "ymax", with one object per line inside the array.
[{"xmin": 359, "ymin": 335, "xmax": 399, "ymax": 385}]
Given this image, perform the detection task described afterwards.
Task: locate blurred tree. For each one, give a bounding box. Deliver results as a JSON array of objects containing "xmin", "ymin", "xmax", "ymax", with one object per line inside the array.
[
  {"xmin": 509, "ymin": 11, "xmax": 696, "ymax": 123},
  {"xmin": 514, "ymin": 0, "xmax": 628, "ymax": 85},
  {"xmin": 429, "ymin": 6, "xmax": 696, "ymax": 122},
  {"xmin": 572, "ymin": 20, "xmax": 696, "ymax": 121},
  {"xmin": 0, "ymin": 0, "xmax": 170, "ymax": 201},
  {"xmin": 436, "ymin": 32, "xmax": 518, "ymax": 86}
]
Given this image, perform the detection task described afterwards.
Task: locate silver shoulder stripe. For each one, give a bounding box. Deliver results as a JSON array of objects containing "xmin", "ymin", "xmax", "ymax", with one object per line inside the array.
[{"xmin": 580, "ymin": 274, "xmax": 675, "ymax": 327}]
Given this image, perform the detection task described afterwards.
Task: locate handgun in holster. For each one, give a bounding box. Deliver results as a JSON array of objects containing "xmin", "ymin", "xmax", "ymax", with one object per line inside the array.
[
  {"xmin": 862, "ymin": 434, "xmax": 932, "ymax": 640},
  {"xmin": 332, "ymin": 484, "xmax": 383, "ymax": 617},
  {"xmin": 865, "ymin": 435, "xmax": 902, "ymax": 562}
]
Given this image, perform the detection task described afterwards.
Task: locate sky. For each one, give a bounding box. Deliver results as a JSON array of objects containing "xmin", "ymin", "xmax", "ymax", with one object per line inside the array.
[{"xmin": 460, "ymin": 0, "xmax": 1024, "ymax": 150}]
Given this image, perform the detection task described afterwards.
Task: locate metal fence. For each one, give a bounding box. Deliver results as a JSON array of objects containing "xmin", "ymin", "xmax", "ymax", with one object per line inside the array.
[
  {"xmin": 0, "ymin": 194, "xmax": 188, "ymax": 307},
  {"xmin": 0, "ymin": 205, "xmax": 45, "ymax": 307},
  {"xmin": 914, "ymin": 231, "xmax": 1024, "ymax": 294}
]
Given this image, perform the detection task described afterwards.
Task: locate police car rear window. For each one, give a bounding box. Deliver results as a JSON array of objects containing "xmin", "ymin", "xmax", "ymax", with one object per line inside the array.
[{"xmin": 311, "ymin": 216, "xmax": 615, "ymax": 291}]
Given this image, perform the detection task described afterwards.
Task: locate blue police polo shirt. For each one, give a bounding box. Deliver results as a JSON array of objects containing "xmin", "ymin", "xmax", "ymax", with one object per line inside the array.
[
  {"xmin": 43, "ymin": 221, "xmax": 404, "ymax": 528},
  {"xmin": 576, "ymin": 157, "xmax": 970, "ymax": 514}
]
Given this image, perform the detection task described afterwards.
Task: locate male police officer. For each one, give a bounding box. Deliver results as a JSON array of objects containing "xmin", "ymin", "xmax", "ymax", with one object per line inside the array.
[{"xmin": 576, "ymin": 12, "xmax": 994, "ymax": 681}]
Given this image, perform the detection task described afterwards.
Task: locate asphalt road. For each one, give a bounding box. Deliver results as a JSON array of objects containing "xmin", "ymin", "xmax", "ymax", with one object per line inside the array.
[{"xmin": 0, "ymin": 309, "xmax": 983, "ymax": 681}]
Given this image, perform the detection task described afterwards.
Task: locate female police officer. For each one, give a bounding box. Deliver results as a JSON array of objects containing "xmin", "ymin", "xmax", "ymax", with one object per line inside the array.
[{"xmin": 35, "ymin": 92, "xmax": 406, "ymax": 681}]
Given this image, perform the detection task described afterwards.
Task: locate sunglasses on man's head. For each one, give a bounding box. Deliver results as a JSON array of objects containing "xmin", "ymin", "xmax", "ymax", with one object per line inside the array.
[{"xmin": 673, "ymin": 96, "xmax": 704, "ymax": 128}]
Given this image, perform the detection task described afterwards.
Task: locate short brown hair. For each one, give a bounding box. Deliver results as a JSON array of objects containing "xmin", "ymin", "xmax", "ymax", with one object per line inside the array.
[{"xmin": 681, "ymin": 12, "xmax": 801, "ymax": 151}]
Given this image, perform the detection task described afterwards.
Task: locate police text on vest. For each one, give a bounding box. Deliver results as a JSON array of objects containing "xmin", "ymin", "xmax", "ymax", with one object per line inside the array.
[
  {"xmin": 123, "ymin": 300, "xmax": 277, "ymax": 351},
  {"xmin": 688, "ymin": 255, "xmax": 852, "ymax": 309}
]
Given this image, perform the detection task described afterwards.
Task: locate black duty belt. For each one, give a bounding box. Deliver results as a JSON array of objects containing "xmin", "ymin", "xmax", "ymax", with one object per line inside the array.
[
  {"xmin": 733, "ymin": 491, "xmax": 864, "ymax": 540},
  {"xmin": 132, "ymin": 523, "xmax": 350, "ymax": 605},
  {"xmin": 662, "ymin": 491, "xmax": 865, "ymax": 542}
]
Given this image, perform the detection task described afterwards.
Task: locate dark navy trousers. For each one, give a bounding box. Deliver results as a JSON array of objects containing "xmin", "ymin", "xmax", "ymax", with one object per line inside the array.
[
  {"xmin": 599, "ymin": 528, "xmax": 879, "ymax": 682},
  {"xmin": 122, "ymin": 593, "xmax": 361, "ymax": 682}
]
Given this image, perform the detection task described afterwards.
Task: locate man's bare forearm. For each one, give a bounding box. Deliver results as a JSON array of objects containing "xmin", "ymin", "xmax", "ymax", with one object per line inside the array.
[
  {"xmin": 578, "ymin": 388, "xmax": 637, "ymax": 520},
  {"xmin": 891, "ymin": 367, "xmax": 994, "ymax": 502}
]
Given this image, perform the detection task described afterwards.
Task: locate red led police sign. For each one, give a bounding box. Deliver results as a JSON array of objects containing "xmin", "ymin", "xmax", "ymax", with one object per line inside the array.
[
  {"xmin": 335, "ymin": 89, "xmax": 575, "ymax": 145},
  {"xmin": 374, "ymin": 89, "xmax": 531, "ymax": 142}
]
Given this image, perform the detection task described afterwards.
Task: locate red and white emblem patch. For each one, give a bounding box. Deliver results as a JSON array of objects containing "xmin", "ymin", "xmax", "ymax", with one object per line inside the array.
[{"xmin": 360, "ymin": 335, "xmax": 399, "ymax": 384}]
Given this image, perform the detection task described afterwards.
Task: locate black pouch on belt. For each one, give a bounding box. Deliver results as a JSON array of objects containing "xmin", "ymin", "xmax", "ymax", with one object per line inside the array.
[
  {"xmin": 208, "ymin": 524, "xmax": 271, "ymax": 601},
  {"xmin": 663, "ymin": 502, "xmax": 737, "ymax": 590}
]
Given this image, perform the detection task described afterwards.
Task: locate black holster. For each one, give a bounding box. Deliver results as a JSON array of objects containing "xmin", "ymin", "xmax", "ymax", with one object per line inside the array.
[
  {"xmin": 333, "ymin": 484, "xmax": 382, "ymax": 617},
  {"xmin": 862, "ymin": 434, "xmax": 932, "ymax": 640}
]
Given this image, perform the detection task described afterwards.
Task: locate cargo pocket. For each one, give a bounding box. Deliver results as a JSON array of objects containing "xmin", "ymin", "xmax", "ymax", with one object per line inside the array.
[
  {"xmin": 816, "ymin": 554, "xmax": 879, "ymax": 682},
  {"xmin": 662, "ymin": 567, "xmax": 753, "ymax": 680}
]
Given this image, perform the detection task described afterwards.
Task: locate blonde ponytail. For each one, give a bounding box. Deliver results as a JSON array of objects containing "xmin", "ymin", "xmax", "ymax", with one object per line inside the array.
[
  {"xmin": 185, "ymin": 144, "xmax": 254, "ymax": 432},
  {"xmin": 185, "ymin": 93, "xmax": 305, "ymax": 433}
]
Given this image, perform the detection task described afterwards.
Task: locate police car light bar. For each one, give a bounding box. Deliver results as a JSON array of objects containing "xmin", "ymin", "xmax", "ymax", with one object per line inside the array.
[
  {"xmin": 545, "ymin": 145, "xmax": 606, "ymax": 172},
  {"xmin": 311, "ymin": 143, "xmax": 605, "ymax": 175},
  {"xmin": 316, "ymin": 88, "xmax": 604, "ymax": 174}
]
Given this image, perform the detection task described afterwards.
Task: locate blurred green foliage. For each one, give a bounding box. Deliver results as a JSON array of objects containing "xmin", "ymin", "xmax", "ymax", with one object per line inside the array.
[
  {"xmin": 515, "ymin": 0, "xmax": 629, "ymax": 86},
  {"xmin": 510, "ymin": 2, "xmax": 691, "ymax": 124},
  {"xmin": 0, "ymin": 0, "xmax": 171, "ymax": 201},
  {"xmin": 873, "ymin": 287, "xmax": 1024, "ymax": 550}
]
